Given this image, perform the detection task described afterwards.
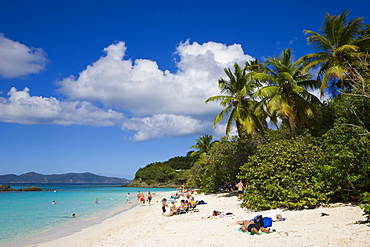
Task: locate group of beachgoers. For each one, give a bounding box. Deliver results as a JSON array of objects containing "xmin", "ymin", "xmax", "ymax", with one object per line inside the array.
[
  {"xmin": 157, "ymin": 183, "xmax": 287, "ymax": 235},
  {"xmin": 135, "ymin": 189, "xmax": 153, "ymax": 206},
  {"xmin": 161, "ymin": 186, "xmax": 198, "ymax": 217}
]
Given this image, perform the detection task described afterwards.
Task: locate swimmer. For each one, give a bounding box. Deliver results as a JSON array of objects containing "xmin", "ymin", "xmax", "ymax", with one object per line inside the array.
[
  {"xmin": 95, "ymin": 198, "xmax": 99, "ymax": 204},
  {"xmin": 52, "ymin": 201, "xmax": 56, "ymax": 204},
  {"xmin": 71, "ymin": 213, "xmax": 76, "ymax": 217}
]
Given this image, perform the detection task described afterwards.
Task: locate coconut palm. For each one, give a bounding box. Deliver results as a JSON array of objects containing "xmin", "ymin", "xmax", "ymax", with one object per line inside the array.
[
  {"xmin": 205, "ymin": 63, "xmax": 267, "ymax": 141},
  {"xmin": 245, "ymin": 59, "xmax": 265, "ymax": 73},
  {"xmin": 299, "ymin": 11, "xmax": 370, "ymax": 97},
  {"xmin": 189, "ymin": 134, "xmax": 216, "ymax": 158},
  {"xmin": 253, "ymin": 48, "xmax": 321, "ymax": 133}
]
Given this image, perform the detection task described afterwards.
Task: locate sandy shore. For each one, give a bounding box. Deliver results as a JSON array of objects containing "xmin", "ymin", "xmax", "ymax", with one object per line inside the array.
[{"xmin": 30, "ymin": 191, "xmax": 370, "ymax": 247}]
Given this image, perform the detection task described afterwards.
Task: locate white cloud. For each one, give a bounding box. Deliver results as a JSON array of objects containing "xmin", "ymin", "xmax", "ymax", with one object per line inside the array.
[
  {"xmin": 0, "ymin": 34, "xmax": 47, "ymax": 78},
  {"xmin": 1, "ymin": 40, "xmax": 255, "ymax": 141},
  {"xmin": 54, "ymin": 41, "xmax": 254, "ymax": 140},
  {"xmin": 0, "ymin": 87, "xmax": 124, "ymax": 126},
  {"xmin": 57, "ymin": 41, "xmax": 253, "ymax": 117},
  {"xmin": 121, "ymin": 114, "xmax": 212, "ymax": 141}
]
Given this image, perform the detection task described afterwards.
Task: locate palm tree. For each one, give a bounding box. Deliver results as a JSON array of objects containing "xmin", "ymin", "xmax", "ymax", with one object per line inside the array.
[
  {"xmin": 253, "ymin": 48, "xmax": 321, "ymax": 133},
  {"xmin": 205, "ymin": 63, "xmax": 267, "ymax": 141},
  {"xmin": 245, "ymin": 59, "xmax": 265, "ymax": 73},
  {"xmin": 299, "ymin": 11, "xmax": 370, "ymax": 97},
  {"xmin": 189, "ymin": 134, "xmax": 217, "ymax": 158}
]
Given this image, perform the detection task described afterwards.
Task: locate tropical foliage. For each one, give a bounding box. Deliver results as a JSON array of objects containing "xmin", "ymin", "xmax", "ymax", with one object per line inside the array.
[
  {"xmin": 252, "ymin": 48, "xmax": 321, "ymax": 133},
  {"xmin": 130, "ymin": 155, "xmax": 196, "ymax": 186},
  {"xmin": 299, "ymin": 11, "xmax": 370, "ymax": 96},
  {"xmin": 129, "ymin": 12, "xmax": 370, "ymax": 215},
  {"xmin": 189, "ymin": 134, "xmax": 217, "ymax": 158},
  {"xmin": 205, "ymin": 63, "xmax": 267, "ymax": 141},
  {"xmin": 186, "ymin": 137, "xmax": 258, "ymax": 191},
  {"xmin": 238, "ymin": 135, "xmax": 329, "ymax": 210}
]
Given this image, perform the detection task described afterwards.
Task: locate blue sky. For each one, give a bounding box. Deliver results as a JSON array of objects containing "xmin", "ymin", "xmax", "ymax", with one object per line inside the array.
[{"xmin": 0, "ymin": 0, "xmax": 369, "ymax": 180}]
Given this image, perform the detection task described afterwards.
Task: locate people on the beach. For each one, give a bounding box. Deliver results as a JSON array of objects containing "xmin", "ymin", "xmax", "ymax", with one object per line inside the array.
[
  {"xmin": 237, "ymin": 180, "xmax": 244, "ymax": 197},
  {"xmin": 165, "ymin": 201, "xmax": 178, "ymax": 217},
  {"xmin": 170, "ymin": 193, "xmax": 179, "ymax": 202},
  {"xmin": 189, "ymin": 197, "xmax": 195, "ymax": 207},
  {"xmin": 162, "ymin": 198, "xmax": 168, "ymax": 215},
  {"xmin": 137, "ymin": 192, "xmax": 145, "ymax": 206},
  {"xmin": 237, "ymin": 220, "xmax": 272, "ymax": 234},
  {"xmin": 255, "ymin": 213, "xmax": 285, "ymax": 222},
  {"xmin": 126, "ymin": 193, "xmax": 131, "ymax": 204},
  {"xmin": 147, "ymin": 192, "xmax": 152, "ymax": 206},
  {"xmin": 95, "ymin": 198, "xmax": 99, "ymax": 204}
]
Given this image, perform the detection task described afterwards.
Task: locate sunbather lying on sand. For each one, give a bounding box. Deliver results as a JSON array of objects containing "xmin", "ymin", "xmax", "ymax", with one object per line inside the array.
[
  {"xmin": 264, "ymin": 213, "xmax": 285, "ymax": 222},
  {"xmin": 237, "ymin": 221, "xmax": 272, "ymax": 235}
]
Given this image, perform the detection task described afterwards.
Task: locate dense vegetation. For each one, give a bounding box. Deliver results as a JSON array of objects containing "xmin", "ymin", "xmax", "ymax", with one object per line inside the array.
[
  {"xmin": 129, "ymin": 156, "xmax": 196, "ymax": 187},
  {"xmin": 130, "ymin": 11, "xmax": 370, "ymax": 218}
]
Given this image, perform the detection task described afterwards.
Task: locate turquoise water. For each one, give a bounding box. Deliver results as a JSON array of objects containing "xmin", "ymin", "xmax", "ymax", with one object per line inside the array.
[{"xmin": 0, "ymin": 184, "xmax": 173, "ymax": 246}]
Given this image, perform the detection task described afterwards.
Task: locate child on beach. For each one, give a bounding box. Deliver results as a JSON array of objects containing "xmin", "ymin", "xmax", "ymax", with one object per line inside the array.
[
  {"xmin": 125, "ymin": 193, "xmax": 131, "ymax": 204},
  {"xmin": 162, "ymin": 198, "xmax": 168, "ymax": 215}
]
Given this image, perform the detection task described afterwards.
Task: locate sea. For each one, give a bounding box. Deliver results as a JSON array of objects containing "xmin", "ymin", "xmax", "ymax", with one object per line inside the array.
[{"xmin": 0, "ymin": 184, "xmax": 174, "ymax": 246}]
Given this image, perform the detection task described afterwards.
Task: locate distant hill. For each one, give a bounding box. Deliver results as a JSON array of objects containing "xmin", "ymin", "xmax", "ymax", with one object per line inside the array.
[{"xmin": 0, "ymin": 172, "xmax": 131, "ymax": 184}]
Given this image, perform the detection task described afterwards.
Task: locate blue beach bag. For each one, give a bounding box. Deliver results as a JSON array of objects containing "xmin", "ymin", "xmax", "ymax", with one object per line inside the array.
[{"xmin": 262, "ymin": 217, "xmax": 272, "ymax": 227}]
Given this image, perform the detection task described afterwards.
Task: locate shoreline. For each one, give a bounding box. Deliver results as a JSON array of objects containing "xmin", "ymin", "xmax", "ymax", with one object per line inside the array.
[
  {"xmin": 5, "ymin": 191, "xmax": 370, "ymax": 247},
  {"xmin": 1, "ymin": 190, "xmax": 171, "ymax": 247}
]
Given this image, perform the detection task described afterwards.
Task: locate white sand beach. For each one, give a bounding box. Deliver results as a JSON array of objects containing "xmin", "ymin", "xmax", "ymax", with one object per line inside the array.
[{"xmin": 30, "ymin": 191, "xmax": 370, "ymax": 247}]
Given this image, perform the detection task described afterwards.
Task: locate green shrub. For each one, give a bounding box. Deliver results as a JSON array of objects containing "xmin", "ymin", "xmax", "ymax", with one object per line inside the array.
[
  {"xmin": 318, "ymin": 124, "xmax": 370, "ymax": 201},
  {"xmin": 186, "ymin": 137, "xmax": 257, "ymax": 192},
  {"xmin": 238, "ymin": 134, "xmax": 329, "ymax": 210},
  {"xmin": 359, "ymin": 192, "xmax": 370, "ymax": 222}
]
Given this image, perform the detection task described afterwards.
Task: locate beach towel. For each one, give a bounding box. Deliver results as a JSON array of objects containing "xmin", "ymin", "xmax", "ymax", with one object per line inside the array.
[
  {"xmin": 237, "ymin": 229, "xmax": 268, "ymax": 235},
  {"xmin": 237, "ymin": 228, "xmax": 276, "ymax": 235}
]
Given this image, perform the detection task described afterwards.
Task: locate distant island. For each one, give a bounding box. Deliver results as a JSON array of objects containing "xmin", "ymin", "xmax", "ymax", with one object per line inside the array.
[{"xmin": 0, "ymin": 172, "xmax": 131, "ymax": 184}]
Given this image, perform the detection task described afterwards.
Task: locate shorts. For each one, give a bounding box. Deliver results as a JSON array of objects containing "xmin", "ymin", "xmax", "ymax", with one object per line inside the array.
[
  {"xmin": 248, "ymin": 224, "xmax": 261, "ymax": 232},
  {"xmin": 162, "ymin": 206, "xmax": 166, "ymax": 213}
]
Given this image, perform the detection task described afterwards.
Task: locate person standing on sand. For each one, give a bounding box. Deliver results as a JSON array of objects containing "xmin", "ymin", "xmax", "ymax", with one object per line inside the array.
[
  {"xmin": 237, "ymin": 180, "xmax": 244, "ymax": 198},
  {"xmin": 147, "ymin": 192, "xmax": 152, "ymax": 206},
  {"xmin": 137, "ymin": 191, "xmax": 141, "ymax": 204},
  {"xmin": 125, "ymin": 193, "xmax": 131, "ymax": 204},
  {"xmin": 139, "ymin": 192, "xmax": 145, "ymax": 206},
  {"xmin": 161, "ymin": 198, "xmax": 168, "ymax": 215}
]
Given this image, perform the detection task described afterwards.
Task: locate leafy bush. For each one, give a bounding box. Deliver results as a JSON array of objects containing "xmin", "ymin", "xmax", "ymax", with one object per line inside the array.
[
  {"xmin": 359, "ymin": 192, "xmax": 370, "ymax": 222},
  {"xmin": 238, "ymin": 135, "xmax": 329, "ymax": 210},
  {"xmin": 317, "ymin": 123, "xmax": 370, "ymax": 201},
  {"xmin": 132, "ymin": 155, "xmax": 196, "ymax": 186},
  {"xmin": 186, "ymin": 137, "xmax": 257, "ymax": 192}
]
